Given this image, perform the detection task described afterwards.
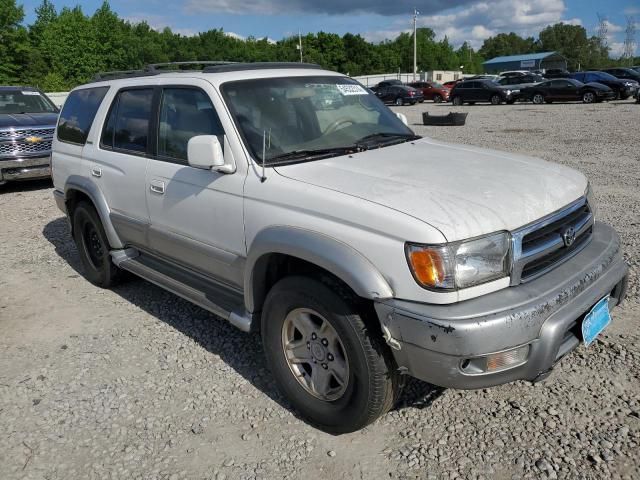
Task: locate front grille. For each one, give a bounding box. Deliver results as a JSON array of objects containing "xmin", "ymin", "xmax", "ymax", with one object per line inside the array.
[
  {"xmin": 0, "ymin": 127, "xmax": 54, "ymax": 158},
  {"xmin": 0, "ymin": 127, "xmax": 54, "ymax": 140},
  {"xmin": 511, "ymin": 198, "xmax": 594, "ymax": 284}
]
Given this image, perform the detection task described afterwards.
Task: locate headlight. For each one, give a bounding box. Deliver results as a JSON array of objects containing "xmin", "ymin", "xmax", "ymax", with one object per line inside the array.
[
  {"xmin": 506, "ymin": 90, "xmax": 512, "ymax": 95},
  {"xmin": 585, "ymin": 182, "xmax": 597, "ymax": 219},
  {"xmin": 406, "ymin": 232, "xmax": 510, "ymax": 290}
]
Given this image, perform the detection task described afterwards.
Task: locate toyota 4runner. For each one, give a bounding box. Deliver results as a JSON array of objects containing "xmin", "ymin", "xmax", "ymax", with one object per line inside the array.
[{"xmin": 52, "ymin": 62, "xmax": 628, "ymax": 433}]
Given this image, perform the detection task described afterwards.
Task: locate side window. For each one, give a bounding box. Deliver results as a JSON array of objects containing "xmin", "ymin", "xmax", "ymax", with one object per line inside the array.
[
  {"xmin": 101, "ymin": 88, "xmax": 153, "ymax": 153},
  {"xmin": 57, "ymin": 87, "xmax": 109, "ymax": 145},
  {"xmin": 157, "ymin": 88, "xmax": 224, "ymax": 163}
]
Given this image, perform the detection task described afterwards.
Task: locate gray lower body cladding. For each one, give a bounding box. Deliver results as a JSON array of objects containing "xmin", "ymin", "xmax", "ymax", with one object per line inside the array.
[
  {"xmin": 0, "ymin": 155, "xmax": 51, "ymax": 183},
  {"xmin": 376, "ymin": 221, "xmax": 628, "ymax": 389}
]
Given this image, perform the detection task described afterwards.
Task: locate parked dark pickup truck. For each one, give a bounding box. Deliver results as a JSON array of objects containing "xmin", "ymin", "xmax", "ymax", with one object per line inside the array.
[{"xmin": 0, "ymin": 86, "xmax": 59, "ymax": 186}]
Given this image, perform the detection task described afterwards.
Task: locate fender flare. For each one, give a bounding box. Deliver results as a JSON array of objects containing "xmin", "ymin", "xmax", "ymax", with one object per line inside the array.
[
  {"xmin": 244, "ymin": 226, "xmax": 394, "ymax": 313},
  {"xmin": 64, "ymin": 175, "xmax": 124, "ymax": 249}
]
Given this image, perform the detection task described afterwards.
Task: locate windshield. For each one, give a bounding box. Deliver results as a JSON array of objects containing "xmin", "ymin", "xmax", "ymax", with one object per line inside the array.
[
  {"xmin": 0, "ymin": 90, "xmax": 58, "ymax": 114},
  {"xmin": 594, "ymin": 72, "xmax": 617, "ymax": 81},
  {"xmin": 221, "ymin": 76, "xmax": 415, "ymax": 164}
]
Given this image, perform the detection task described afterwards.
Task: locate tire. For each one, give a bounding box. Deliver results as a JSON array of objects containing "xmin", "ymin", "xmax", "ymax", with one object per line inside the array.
[
  {"xmin": 532, "ymin": 93, "xmax": 545, "ymax": 104},
  {"xmin": 394, "ymin": 97, "xmax": 404, "ymax": 106},
  {"xmin": 582, "ymin": 91, "xmax": 596, "ymax": 104},
  {"xmin": 261, "ymin": 276, "xmax": 400, "ymax": 434},
  {"xmin": 490, "ymin": 94, "xmax": 502, "ymax": 105},
  {"xmin": 72, "ymin": 201, "xmax": 122, "ymax": 288},
  {"xmin": 433, "ymin": 94, "xmax": 443, "ymax": 103},
  {"xmin": 506, "ymin": 99, "xmax": 515, "ymax": 105},
  {"xmin": 468, "ymin": 102, "xmax": 476, "ymax": 105},
  {"xmin": 452, "ymin": 96, "xmax": 463, "ymax": 106}
]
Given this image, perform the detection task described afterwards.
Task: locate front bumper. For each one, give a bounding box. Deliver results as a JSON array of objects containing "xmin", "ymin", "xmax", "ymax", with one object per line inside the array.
[
  {"xmin": 0, "ymin": 155, "xmax": 51, "ymax": 183},
  {"xmin": 376, "ymin": 222, "xmax": 628, "ymax": 389}
]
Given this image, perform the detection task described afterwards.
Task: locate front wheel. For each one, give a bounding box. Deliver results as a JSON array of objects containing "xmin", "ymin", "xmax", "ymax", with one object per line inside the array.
[
  {"xmin": 261, "ymin": 276, "xmax": 400, "ymax": 433},
  {"xmin": 582, "ymin": 91, "xmax": 596, "ymax": 103},
  {"xmin": 490, "ymin": 94, "xmax": 502, "ymax": 105},
  {"xmin": 433, "ymin": 94, "xmax": 443, "ymax": 103},
  {"xmin": 72, "ymin": 201, "xmax": 122, "ymax": 288},
  {"xmin": 394, "ymin": 97, "xmax": 404, "ymax": 106},
  {"xmin": 452, "ymin": 96, "xmax": 463, "ymax": 106},
  {"xmin": 532, "ymin": 93, "xmax": 545, "ymax": 104}
]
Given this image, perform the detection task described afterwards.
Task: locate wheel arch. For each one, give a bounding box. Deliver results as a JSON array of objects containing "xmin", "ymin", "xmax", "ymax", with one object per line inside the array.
[
  {"xmin": 64, "ymin": 175, "xmax": 124, "ymax": 249},
  {"xmin": 245, "ymin": 227, "xmax": 394, "ymax": 315}
]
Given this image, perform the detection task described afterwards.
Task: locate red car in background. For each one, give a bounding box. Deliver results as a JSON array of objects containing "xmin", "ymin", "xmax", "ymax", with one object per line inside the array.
[
  {"xmin": 443, "ymin": 79, "xmax": 461, "ymax": 89},
  {"xmin": 407, "ymin": 81, "xmax": 450, "ymax": 103}
]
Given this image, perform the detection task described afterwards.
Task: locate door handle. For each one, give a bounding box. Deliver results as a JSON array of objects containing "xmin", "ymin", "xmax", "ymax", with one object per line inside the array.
[
  {"xmin": 149, "ymin": 180, "xmax": 165, "ymax": 194},
  {"xmin": 91, "ymin": 166, "xmax": 102, "ymax": 178}
]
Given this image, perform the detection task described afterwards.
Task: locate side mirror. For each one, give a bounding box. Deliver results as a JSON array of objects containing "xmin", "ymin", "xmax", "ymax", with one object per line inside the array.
[
  {"xmin": 396, "ymin": 112, "xmax": 408, "ymax": 126},
  {"xmin": 187, "ymin": 135, "xmax": 232, "ymax": 173}
]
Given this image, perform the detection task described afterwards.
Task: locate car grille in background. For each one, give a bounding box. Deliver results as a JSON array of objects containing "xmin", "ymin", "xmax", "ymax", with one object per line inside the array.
[
  {"xmin": 511, "ymin": 198, "xmax": 594, "ymax": 284},
  {"xmin": 0, "ymin": 127, "xmax": 54, "ymax": 157}
]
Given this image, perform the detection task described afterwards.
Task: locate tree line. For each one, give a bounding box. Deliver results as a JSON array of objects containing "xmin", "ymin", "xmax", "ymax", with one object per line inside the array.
[{"xmin": 0, "ymin": 0, "xmax": 636, "ymax": 91}]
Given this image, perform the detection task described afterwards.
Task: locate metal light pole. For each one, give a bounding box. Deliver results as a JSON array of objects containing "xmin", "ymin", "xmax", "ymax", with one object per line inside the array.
[
  {"xmin": 297, "ymin": 30, "xmax": 303, "ymax": 63},
  {"xmin": 413, "ymin": 9, "xmax": 419, "ymax": 81}
]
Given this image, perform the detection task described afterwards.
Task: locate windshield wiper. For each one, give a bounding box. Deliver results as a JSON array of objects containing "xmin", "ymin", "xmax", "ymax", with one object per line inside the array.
[
  {"xmin": 355, "ymin": 132, "xmax": 421, "ymax": 149},
  {"xmin": 268, "ymin": 146, "xmax": 359, "ymax": 165}
]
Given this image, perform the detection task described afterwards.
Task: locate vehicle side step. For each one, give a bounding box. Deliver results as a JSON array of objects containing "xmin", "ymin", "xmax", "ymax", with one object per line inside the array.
[{"xmin": 111, "ymin": 248, "xmax": 253, "ymax": 332}]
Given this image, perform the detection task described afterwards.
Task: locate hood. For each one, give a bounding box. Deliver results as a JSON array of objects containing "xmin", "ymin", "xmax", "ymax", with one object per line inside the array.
[
  {"xmin": 274, "ymin": 138, "xmax": 587, "ymax": 241},
  {"xmin": 0, "ymin": 112, "xmax": 58, "ymax": 129}
]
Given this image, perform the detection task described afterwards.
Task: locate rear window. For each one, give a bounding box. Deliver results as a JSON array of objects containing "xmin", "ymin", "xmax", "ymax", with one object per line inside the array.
[
  {"xmin": 57, "ymin": 87, "xmax": 109, "ymax": 145},
  {"xmin": 100, "ymin": 88, "xmax": 153, "ymax": 154}
]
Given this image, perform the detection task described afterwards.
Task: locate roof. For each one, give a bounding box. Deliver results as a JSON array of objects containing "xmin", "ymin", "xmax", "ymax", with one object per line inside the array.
[
  {"xmin": 483, "ymin": 52, "xmax": 560, "ymax": 65},
  {"xmin": 0, "ymin": 85, "xmax": 39, "ymax": 91}
]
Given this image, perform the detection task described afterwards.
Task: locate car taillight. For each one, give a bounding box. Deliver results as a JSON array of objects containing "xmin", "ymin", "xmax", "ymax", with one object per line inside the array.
[{"xmin": 409, "ymin": 91, "xmax": 415, "ymax": 96}]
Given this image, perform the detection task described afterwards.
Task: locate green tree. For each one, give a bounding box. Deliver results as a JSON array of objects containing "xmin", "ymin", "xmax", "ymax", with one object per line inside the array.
[
  {"xmin": 478, "ymin": 32, "xmax": 537, "ymax": 60},
  {"xmin": 538, "ymin": 23, "xmax": 608, "ymax": 70},
  {"xmin": 0, "ymin": 0, "xmax": 29, "ymax": 83}
]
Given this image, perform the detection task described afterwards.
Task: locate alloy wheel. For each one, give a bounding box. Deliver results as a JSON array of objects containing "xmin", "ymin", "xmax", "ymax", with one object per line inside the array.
[{"xmin": 281, "ymin": 308, "xmax": 349, "ymax": 401}]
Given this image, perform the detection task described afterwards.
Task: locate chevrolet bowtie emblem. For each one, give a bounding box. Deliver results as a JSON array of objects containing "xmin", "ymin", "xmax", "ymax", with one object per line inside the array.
[{"xmin": 25, "ymin": 136, "xmax": 43, "ymax": 144}]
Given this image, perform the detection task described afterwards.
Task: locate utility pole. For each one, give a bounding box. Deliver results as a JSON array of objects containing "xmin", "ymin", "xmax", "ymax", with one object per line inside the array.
[
  {"xmin": 297, "ymin": 30, "xmax": 303, "ymax": 63},
  {"xmin": 622, "ymin": 16, "xmax": 636, "ymax": 65},
  {"xmin": 413, "ymin": 9, "xmax": 419, "ymax": 81}
]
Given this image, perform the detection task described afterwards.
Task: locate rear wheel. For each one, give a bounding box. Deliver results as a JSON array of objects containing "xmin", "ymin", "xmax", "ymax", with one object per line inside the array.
[
  {"xmin": 452, "ymin": 96, "xmax": 463, "ymax": 106},
  {"xmin": 72, "ymin": 201, "xmax": 122, "ymax": 288},
  {"xmin": 490, "ymin": 94, "xmax": 502, "ymax": 105},
  {"xmin": 582, "ymin": 91, "xmax": 596, "ymax": 103},
  {"xmin": 433, "ymin": 94, "xmax": 443, "ymax": 103},
  {"xmin": 261, "ymin": 276, "xmax": 400, "ymax": 433},
  {"xmin": 532, "ymin": 93, "xmax": 545, "ymax": 104},
  {"xmin": 394, "ymin": 97, "xmax": 404, "ymax": 106}
]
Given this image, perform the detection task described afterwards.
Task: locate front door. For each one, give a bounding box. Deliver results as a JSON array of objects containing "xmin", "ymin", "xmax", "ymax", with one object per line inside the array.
[{"xmin": 145, "ymin": 84, "xmax": 246, "ymax": 287}]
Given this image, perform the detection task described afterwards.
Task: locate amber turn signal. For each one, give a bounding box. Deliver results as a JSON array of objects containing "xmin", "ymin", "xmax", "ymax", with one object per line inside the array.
[{"xmin": 408, "ymin": 247, "xmax": 448, "ymax": 288}]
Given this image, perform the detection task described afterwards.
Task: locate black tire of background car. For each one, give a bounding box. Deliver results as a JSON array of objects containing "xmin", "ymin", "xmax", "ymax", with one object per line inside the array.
[
  {"xmin": 72, "ymin": 201, "xmax": 122, "ymax": 288},
  {"xmin": 452, "ymin": 96, "xmax": 463, "ymax": 106},
  {"xmin": 490, "ymin": 95, "xmax": 502, "ymax": 105},
  {"xmin": 395, "ymin": 97, "xmax": 404, "ymax": 106},
  {"xmin": 433, "ymin": 94, "xmax": 443, "ymax": 103},
  {"xmin": 260, "ymin": 276, "xmax": 401, "ymax": 434}
]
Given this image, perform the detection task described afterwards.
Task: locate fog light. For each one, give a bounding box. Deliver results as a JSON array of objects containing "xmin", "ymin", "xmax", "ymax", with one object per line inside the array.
[
  {"xmin": 486, "ymin": 345, "xmax": 529, "ymax": 372},
  {"xmin": 461, "ymin": 345, "xmax": 530, "ymax": 374}
]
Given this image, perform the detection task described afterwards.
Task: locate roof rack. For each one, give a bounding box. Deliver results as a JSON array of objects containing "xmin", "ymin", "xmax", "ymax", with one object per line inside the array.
[
  {"xmin": 146, "ymin": 61, "xmax": 237, "ymax": 72},
  {"xmin": 203, "ymin": 62, "xmax": 322, "ymax": 73},
  {"xmin": 92, "ymin": 69, "xmax": 154, "ymax": 82},
  {"xmin": 91, "ymin": 61, "xmax": 323, "ymax": 83}
]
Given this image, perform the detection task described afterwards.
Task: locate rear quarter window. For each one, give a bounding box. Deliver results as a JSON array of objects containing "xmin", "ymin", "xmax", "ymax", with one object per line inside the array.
[{"xmin": 57, "ymin": 87, "xmax": 109, "ymax": 145}]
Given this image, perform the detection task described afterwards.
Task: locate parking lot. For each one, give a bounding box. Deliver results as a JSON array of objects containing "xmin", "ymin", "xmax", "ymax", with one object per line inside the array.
[{"xmin": 1, "ymin": 100, "xmax": 639, "ymax": 480}]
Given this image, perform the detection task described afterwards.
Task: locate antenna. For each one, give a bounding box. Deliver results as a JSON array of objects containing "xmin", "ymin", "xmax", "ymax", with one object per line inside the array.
[{"xmin": 261, "ymin": 130, "xmax": 267, "ymax": 183}]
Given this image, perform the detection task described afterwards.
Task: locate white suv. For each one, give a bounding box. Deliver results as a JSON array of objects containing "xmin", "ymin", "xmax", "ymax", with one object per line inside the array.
[{"xmin": 52, "ymin": 62, "xmax": 628, "ymax": 433}]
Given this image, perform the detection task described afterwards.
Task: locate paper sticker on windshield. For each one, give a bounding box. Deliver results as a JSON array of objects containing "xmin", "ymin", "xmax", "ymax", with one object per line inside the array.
[
  {"xmin": 22, "ymin": 91, "xmax": 41, "ymax": 96},
  {"xmin": 336, "ymin": 84, "xmax": 368, "ymax": 96}
]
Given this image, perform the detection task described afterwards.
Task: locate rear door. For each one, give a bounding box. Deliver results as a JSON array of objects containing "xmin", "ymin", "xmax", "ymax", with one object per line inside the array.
[{"xmin": 87, "ymin": 87, "xmax": 154, "ymax": 246}]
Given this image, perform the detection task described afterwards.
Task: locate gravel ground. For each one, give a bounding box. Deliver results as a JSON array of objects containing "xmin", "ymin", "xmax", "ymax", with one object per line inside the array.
[{"xmin": 1, "ymin": 99, "xmax": 639, "ymax": 480}]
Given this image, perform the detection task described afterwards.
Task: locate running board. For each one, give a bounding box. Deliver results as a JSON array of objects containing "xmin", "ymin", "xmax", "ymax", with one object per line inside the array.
[{"xmin": 111, "ymin": 248, "xmax": 254, "ymax": 332}]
